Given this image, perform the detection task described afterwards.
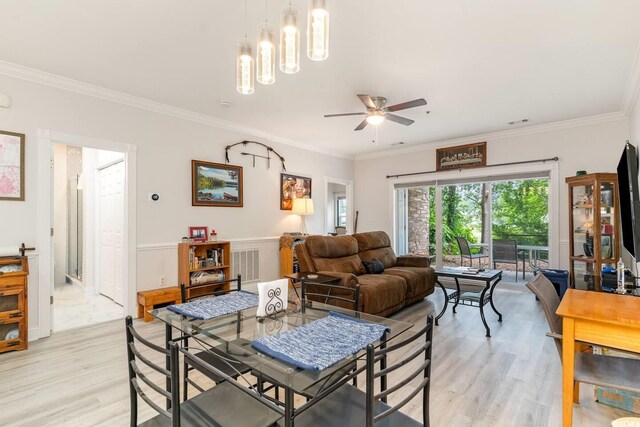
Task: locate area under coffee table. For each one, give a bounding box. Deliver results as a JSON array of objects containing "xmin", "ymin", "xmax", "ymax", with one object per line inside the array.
[{"xmin": 434, "ymin": 268, "xmax": 503, "ymax": 337}]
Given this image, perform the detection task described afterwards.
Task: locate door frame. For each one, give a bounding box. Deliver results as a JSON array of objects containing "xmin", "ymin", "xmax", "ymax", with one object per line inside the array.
[
  {"xmin": 324, "ymin": 176, "xmax": 354, "ymax": 234},
  {"xmin": 36, "ymin": 129, "xmax": 137, "ymax": 338},
  {"xmin": 389, "ymin": 161, "xmax": 559, "ymax": 269}
]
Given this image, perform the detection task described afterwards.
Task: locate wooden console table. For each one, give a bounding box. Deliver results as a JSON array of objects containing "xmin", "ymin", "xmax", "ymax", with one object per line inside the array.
[{"xmin": 557, "ymin": 289, "xmax": 640, "ymax": 426}]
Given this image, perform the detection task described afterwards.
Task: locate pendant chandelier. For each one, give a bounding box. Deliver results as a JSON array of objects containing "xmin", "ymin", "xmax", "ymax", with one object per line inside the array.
[{"xmin": 236, "ymin": 0, "xmax": 330, "ymax": 95}]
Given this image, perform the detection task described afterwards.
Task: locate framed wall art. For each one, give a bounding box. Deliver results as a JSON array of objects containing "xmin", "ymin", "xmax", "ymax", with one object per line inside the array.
[
  {"xmin": 192, "ymin": 160, "xmax": 243, "ymax": 207},
  {"xmin": 0, "ymin": 130, "xmax": 25, "ymax": 201},
  {"xmin": 281, "ymin": 173, "xmax": 311, "ymax": 210},
  {"xmin": 436, "ymin": 141, "xmax": 486, "ymax": 171}
]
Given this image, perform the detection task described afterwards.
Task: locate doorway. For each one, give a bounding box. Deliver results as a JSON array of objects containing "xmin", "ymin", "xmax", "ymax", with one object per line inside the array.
[
  {"xmin": 52, "ymin": 144, "xmax": 125, "ymax": 331},
  {"xmin": 324, "ymin": 177, "xmax": 354, "ymax": 234}
]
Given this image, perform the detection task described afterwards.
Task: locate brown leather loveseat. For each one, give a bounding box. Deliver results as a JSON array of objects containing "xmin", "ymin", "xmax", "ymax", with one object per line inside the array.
[{"xmin": 295, "ymin": 231, "xmax": 435, "ymax": 317}]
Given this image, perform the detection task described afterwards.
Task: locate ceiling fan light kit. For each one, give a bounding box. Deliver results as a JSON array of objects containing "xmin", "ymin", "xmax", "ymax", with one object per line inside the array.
[
  {"xmin": 325, "ymin": 94, "xmax": 427, "ymax": 131},
  {"xmin": 236, "ymin": 0, "xmax": 329, "ymax": 95}
]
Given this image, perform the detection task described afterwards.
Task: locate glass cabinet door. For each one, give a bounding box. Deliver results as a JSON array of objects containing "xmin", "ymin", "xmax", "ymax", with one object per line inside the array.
[
  {"xmin": 599, "ymin": 180, "xmax": 616, "ymax": 262},
  {"xmin": 572, "ymin": 260, "xmax": 598, "ymax": 290},
  {"xmin": 571, "ymin": 183, "xmax": 595, "ymax": 260}
]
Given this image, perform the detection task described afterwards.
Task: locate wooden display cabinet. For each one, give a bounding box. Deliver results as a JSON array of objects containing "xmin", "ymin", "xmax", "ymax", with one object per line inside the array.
[
  {"xmin": 178, "ymin": 240, "xmax": 231, "ymax": 299},
  {"xmin": 566, "ymin": 173, "xmax": 619, "ymax": 291},
  {"xmin": 0, "ymin": 255, "xmax": 28, "ymax": 353}
]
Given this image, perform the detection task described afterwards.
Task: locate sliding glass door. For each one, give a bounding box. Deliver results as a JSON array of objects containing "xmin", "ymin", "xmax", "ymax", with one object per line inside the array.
[{"xmin": 394, "ymin": 173, "xmax": 550, "ymax": 281}]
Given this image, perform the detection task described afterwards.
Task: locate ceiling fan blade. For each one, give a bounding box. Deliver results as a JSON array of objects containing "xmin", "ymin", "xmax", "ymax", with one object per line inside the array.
[
  {"xmin": 386, "ymin": 98, "xmax": 427, "ymax": 112},
  {"xmin": 385, "ymin": 114, "xmax": 415, "ymax": 126},
  {"xmin": 324, "ymin": 112, "xmax": 366, "ymax": 118},
  {"xmin": 357, "ymin": 94, "xmax": 376, "ymax": 109},
  {"xmin": 354, "ymin": 119, "xmax": 369, "ymax": 131}
]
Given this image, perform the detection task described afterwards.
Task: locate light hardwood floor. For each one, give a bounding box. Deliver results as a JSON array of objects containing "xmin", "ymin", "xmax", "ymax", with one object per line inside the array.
[{"xmin": 0, "ymin": 285, "xmax": 631, "ymax": 426}]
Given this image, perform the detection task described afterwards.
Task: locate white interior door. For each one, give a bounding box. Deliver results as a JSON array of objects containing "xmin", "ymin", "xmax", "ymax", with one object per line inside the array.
[{"xmin": 98, "ymin": 161, "xmax": 125, "ymax": 305}]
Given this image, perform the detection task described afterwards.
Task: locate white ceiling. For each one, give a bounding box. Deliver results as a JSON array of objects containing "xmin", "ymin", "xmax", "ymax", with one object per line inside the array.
[{"xmin": 0, "ymin": 1, "xmax": 639, "ymax": 156}]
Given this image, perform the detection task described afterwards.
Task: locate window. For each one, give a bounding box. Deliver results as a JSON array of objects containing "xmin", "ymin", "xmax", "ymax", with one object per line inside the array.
[{"xmin": 336, "ymin": 196, "xmax": 347, "ymax": 227}]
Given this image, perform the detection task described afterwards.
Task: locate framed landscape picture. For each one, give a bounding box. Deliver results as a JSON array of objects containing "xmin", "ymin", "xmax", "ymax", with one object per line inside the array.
[
  {"xmin": 192, "ymin": 160, "xmax": 243, "ymax": 207},
  {"xmin": 280, "ymin": 173, "xmax": 311, "ymax": 210},
  {"xmin": 0, "ymin": 130, "xmax": 25, "ymax": 201},
  {"xmin": 436, "ymin": 141, "xmax": 486, "ymax": 171}
]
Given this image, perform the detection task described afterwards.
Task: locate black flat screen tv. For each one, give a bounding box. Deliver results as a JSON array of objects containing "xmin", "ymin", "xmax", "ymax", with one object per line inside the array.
[{"xmin": 616, "ymin": 142, "xmax": 640, "ymax": 260}]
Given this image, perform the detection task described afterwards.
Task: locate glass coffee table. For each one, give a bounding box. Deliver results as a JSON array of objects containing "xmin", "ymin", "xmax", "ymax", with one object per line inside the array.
[{"xmin": 434, "ymin": 267, "xmax": 503, "ymax": 337}]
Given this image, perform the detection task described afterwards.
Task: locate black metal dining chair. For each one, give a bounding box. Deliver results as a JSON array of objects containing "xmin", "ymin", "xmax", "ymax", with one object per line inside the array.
[
  {"xmin": 291, "ymin": 315, "xmax": 434, "ymax": 427},
  {"xmin": 125, "ymin": 316, "xmax": 283, "ymax": 426},
  {"xmin": 455, "ymin": 236, "xmax": 488, "ymax": 267},
  {"xmin": 492, "ymin": 239, "xmax": 525, "ymax": 280},
  {"xmin": 179, "ymin": 275, "xmax": 253, "ymax": 398}
]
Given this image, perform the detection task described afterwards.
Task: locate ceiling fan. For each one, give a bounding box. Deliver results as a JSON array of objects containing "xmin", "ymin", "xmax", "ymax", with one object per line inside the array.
[{"xmin": 324, "ymin": 94, "xmax": 427, "ymax": 131}]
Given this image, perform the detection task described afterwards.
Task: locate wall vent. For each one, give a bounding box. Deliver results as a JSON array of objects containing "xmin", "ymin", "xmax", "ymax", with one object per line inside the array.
[{"xmin": 231, "ymin": 249, "xmax": 260, "ymax": 283}]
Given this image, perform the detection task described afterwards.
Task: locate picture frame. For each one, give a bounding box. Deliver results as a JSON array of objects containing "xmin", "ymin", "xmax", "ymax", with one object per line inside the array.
[
  {"xmin": 436, "ymin": 141, "xmax": 487, "ymax": 171},
  {"xmin": 189, "ymin": 226, "xmax": 208, "ymax": 242},
  {"xmin": 0, "ymin": 130, "xmax": 25, "ymax": 201},
  {"xmin": 192, "ymin": 160, "xmax": 243, "ymax": 207},
  {"xmin": 601, "ymin": 234, "xmax": 612, "ymax": 259},
  {"xmin": 280, "ymin": 173, "xmax": 312, "ymax": 210}
]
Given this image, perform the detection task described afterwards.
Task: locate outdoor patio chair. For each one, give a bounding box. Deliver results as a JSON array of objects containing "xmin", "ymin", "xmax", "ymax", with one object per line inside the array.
[
  {"xmin": 455, "ymin": 236, "xmax": 488, "ymax": 267},
  {"xmin": 492, "ymin": 239, "xmax": 525, "ymax": 281}
]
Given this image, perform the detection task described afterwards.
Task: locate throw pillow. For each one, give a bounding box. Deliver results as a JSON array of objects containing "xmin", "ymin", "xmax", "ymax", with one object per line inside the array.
[{"xmin": 362, "ymin": 259, "xmax": 384, "ymax": 274}]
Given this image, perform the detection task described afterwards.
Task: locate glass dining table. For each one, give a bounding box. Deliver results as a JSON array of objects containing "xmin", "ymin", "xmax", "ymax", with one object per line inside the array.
[{"xmin": 151, "ymin": 298, "xmax": 413, "ymax": 427}]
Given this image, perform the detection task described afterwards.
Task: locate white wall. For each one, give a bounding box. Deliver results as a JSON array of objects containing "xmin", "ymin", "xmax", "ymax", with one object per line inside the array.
[
  {"xmin": 631, "ymin": 96, "xmax": 640, "ymax": 144},
  {"xmin": 0, "ymin": 74, "xmax": 353, "ymax": 338},
  {"xmin": 354, "ymin": 117, "xmax": 630, "ymax": 270}
]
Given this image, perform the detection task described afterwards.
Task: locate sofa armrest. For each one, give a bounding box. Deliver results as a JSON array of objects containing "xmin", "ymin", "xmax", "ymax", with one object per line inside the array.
[
  {"xmin": 396, "ymin": 255, "xmax": 432, "ymax": 268},
  {"xmin": 315, "ymin": 271, "xmax": 359, "ymax": 289}
]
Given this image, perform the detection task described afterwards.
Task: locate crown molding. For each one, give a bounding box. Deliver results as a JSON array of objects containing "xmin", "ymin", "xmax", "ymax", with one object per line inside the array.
[
  {"xmin": 0, "ymin": 60, "xmax": 353, "ymax": 160},
  {"xmin": 355, "ymin": 111, "xmax": 627, "ymax": 161},
  {"xmin": 622, "ymin": 41, "xmax": 640, "ymax": 116}
]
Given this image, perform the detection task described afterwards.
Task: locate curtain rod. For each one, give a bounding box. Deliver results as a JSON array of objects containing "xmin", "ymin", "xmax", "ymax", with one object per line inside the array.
[{"xmin": 386, "ymin": 156, "xmax": 559, "ymax": 179}]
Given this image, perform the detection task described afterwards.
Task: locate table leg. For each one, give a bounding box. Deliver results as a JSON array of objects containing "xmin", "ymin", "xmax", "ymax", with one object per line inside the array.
[
  {"xmin": 284, "ymin": 387, "xmax": 295, "ymax": 427},
  {"xmin": 165, "ymin": 323, "xmax": 172, "ymax": 410},
  {"xmin": 380, "ymin": 332, "xmax": 388, "ymax": 404},
  {"xmin": 435, "ymin": 280, "xmax": 448, "ymax": 326},
  {"xmin": 489, "ymin": 277, "xmax": 503, "ymax": 321},
  {"xmin": 453, "ymin": 278, "xmax": 461, "ymax": 313},
  {"xmin": 562, "ymin": 318, "xmax": 575, "ymax": 427},
  {"xmin": 479, "ymin": 283, "xmax": 491, "ymax": 337}
]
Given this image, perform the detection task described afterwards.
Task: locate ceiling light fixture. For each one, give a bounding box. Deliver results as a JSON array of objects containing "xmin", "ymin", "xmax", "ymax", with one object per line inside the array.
[
  {"xmin": 256, "ymin": 1, "xmax": 275, "ymax": 85},
  {"xmin": 366, "ymin": 111, "xmax": 385, "ymax": 125},
  {"xmin": 236, "ymin": 0, "xmax": 254, "ymax": 95},
  {"xmin": 307, "ymin": 0, "xmax": 329, "ymax": 61},
  {"xmin": 280, "ymin": 4, "xmax": 300, "ymax": 74}
]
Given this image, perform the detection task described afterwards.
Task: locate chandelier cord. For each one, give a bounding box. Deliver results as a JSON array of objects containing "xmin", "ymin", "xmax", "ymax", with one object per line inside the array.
[{"xmin": 244, "ymin": 0, "xmax": 248, "ymax": 39}]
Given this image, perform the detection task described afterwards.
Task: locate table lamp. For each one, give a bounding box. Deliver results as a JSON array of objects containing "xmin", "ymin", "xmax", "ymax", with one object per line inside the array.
[{"xmin": 292, "ymin": 197, "xmax": 314, "ymax": 235}]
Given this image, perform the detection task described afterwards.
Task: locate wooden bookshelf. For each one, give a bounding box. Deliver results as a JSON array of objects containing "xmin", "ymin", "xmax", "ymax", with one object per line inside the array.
[
  {"xmin": 0, "ymin": 255, "xmax": 28, "ymax": 353},
  {"xmin": 178, "ymin": 240, "xmax": 231, "ymax": 299}
]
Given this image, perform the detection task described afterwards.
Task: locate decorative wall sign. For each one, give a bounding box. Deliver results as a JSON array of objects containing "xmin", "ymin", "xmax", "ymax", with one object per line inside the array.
[
  {"xmin": 436, "ymin": 141, "xmax": 487, "ymax": 171},
  {"xmin": 0, "ymin": 130, "xmax": 25, "ymax": 201},
  {"xmin": 192, "ymin": 160, "xmax": 243, "ymax": 207},
  {"xmin": 281, "ymin": 173, "xmax": 312, "ymax": 210}
]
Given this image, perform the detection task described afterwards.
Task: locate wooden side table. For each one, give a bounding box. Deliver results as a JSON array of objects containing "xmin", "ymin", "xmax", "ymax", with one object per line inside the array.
[{"xmin": 137, "ymin": 287, "xmax": 180, "ymax": 322}]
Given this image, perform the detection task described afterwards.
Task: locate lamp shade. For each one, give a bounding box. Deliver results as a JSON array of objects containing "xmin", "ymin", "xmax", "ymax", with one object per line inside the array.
[{"xmin": 292, "ymin": 197, "xmax": 314, "ymax": 215}]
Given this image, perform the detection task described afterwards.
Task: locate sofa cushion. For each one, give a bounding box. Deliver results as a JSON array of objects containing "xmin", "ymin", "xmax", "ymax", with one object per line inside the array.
[
  {"xmin": 362, "ymin": 259, "xmax": 384, "ymax": 274},
  {"xmin": 356, "ymin": 274, "xmax": 407, "ymax": 317},
  {"xmin": 313, "ymin": 255, "xmax": 365, "ymax": 276},
  {"xmin": 354, "ymin": 231, "xmax": 397, "ymax": 269},
  {"xmin": 384, "ymin": 266, "xmax": 435, "ymax": 304},
  {"xmin": 305, "ymin": 235, "xmax": 359, "ymax": 258}
]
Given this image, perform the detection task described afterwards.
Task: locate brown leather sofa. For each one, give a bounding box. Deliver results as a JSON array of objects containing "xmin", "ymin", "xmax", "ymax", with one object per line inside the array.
[{"xmin": 295, "ymin": 231, "xmax": 435, "ymax": 317}]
